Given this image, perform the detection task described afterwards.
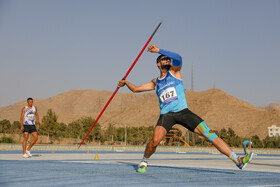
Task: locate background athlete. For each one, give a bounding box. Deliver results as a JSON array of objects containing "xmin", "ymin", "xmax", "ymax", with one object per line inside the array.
[
  {"xmin": 242, "ymin": 140, "xmax": 252, "ymax": 155},
  {"xmin": 118, "ymin": 44, "xmax": 253, "ymax": 173},
  {"xmin": 20, "ymin": 97, "xmax": 40, "ymax": 158}
]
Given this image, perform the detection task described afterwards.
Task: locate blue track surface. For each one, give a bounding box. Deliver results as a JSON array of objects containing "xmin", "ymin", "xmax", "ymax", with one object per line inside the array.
[
  {"xmin": 0, "ymin": 160, "xmax": 280, "ymax": 186},
  {"xmin": 1, "ymin": 151, "xmax": 280, "ymax": 186}
]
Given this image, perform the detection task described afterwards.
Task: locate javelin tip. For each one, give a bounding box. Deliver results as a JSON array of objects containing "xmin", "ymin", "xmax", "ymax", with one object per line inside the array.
[{"xmin": 151, "ymin": 21, "xmax": 163, "ymax": 38}]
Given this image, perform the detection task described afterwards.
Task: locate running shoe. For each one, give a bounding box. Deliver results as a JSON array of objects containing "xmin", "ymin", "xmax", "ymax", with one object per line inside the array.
[
  {"xmin": 137, "ymin": 161, "xmax": 147, "ymax": 173},
  {"xmin": 26, "ymin": 150, "xmax": 32, "ymax": 157},
  {"xmin": 22, "ymin": 153, "xmax": 29, "ymax": 158},
  {"xmin": 237, "ymin": 152, "xmax": 254, "ymax": 170}
]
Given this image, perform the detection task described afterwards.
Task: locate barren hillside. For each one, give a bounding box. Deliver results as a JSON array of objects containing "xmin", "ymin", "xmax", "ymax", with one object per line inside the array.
[
  {"xmin": 260, "ymin": 103, "xmax": 280, "ymax": 111},
  {"xmin": 1, "ymin": 88, "xmax": 279, "ymax": 139}
]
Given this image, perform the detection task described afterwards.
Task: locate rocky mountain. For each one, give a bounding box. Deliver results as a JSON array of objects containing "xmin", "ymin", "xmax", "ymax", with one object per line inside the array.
[{"xmin": 1, "ymin": 88, "xmax": 280, "ymax": 139}]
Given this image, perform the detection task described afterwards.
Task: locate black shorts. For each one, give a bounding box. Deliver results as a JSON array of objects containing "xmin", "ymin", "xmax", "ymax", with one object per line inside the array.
[
  {"xmin": 156, "ymin": 108, "xmax": 203, "ymax": 132},
  {"xmin": 23, "ymin": 125, "xmax": 37, "ymax": 134}
]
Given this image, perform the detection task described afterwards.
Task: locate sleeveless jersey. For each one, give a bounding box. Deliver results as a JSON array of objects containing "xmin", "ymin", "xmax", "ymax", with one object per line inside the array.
[
  {"xmin": 24, "ymin": 106, "xmax": 36, "ymax": 125},
  {"xmin": 156, "ymin": 71, "xmax": 188, "ymax": 114}
]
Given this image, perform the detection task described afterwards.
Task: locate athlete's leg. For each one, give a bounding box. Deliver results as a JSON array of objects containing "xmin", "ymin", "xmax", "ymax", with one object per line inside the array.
[
  {"xmin": 144, "ymin": 126, "xmax": 167, "ymax": 158},
  {"xmin": 137, "ymin": 126, "xmax": 167, "ymax": 173},
  {"xmin": 194, "ymin": 121, "xmax": 253, "ymax": 169},
  {"xmin": 194, "ymin": 122, "xmax": 232, "ymax": 156},
  {"xmin": 243, "ymin": 144, "xmax": 248, "ymax": 155},
  {"xmin": 23, "ymin": 133, "xmax": 29, "ymax": 154},
  {"xmin": 27, "ymin": 132, "xmax": 38, "ymax": 151}
]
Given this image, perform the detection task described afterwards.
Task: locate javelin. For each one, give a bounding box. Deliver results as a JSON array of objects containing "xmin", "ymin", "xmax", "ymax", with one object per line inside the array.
[{"xmin": 78, "ymin": 21, "xmax": 162, "ymax": 148}]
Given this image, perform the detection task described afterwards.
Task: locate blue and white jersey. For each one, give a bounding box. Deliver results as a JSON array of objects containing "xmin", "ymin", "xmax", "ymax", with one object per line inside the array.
[
  {"xmin": 24, "ymin": 106, "xmax": 36, "ymax": 125},
  {"xmin": 156, "ymin": 71, "xmax": 188, "ymax": 114}
]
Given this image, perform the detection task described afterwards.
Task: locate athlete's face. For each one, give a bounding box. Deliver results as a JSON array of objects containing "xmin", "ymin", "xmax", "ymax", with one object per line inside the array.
[
  {"xmin": 158, "ymin": 56, "xmax": 171, "ymax": 70},
  {"xmin": 27, "ymin": 99, "xmax": 33, "ymax": 107}
]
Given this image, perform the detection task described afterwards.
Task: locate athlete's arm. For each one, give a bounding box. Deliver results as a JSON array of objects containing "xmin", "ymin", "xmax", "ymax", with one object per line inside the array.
[
  {"xmin": 148, "ymin": 45, "xmax": 182, "ymax": 73},
  {"xmin": 118, "ymin": 79, "xmax": 156, "ymax": 93},
  {"xmin": 159, "ymin": 49, "xmax": 182, "ymax": 72},
  {"xmin": 20, "ymin": 107, "xmax": 25, "ymax": 131},
  {"xmin": 158, "ymin": 49, "xmax": 182, "ymax": 67}
]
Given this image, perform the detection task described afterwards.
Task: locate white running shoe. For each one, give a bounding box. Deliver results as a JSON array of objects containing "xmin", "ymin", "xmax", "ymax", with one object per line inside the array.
[
  {"xmin": 22, "ymin": 153, "xmax": 29, "ymax": 158},
  {"xmin": 26, "ymin": 150, "xmax": 32, "ymax": 157},
  {"xmin": 137, "ymin": 161, "xmax": 148, "ymax": 173}
]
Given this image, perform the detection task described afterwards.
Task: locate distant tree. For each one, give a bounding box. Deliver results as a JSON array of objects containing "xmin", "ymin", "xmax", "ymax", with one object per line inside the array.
[
  {"xmin": 57, "ymin": 122, "xmax": 67, "ymax": 138},
  {"xmin": 125, "ymin": 126, "xmax": 153, "ymax": 145},
  {"xmin": 227, "ymin": 128, "xmax": 242, "ymax": 147},
  {"xmin": 104, "ymin": 123, "xmax": 117, "ymax": 144},
  {"xmin": 116, "ymin": 127, "xmax": 125, "ymax": 142},
  {"xmin": 263, "ymin": 136, "xmax": 280, "ymax": 148},
  {"xmin": 92, "ymin": 123, "xmax": 104, "ymax": 143},
  {"xmin": 218, "ymin": 128, "xmax": 228, "ymax": 142},
  {"xmin": 0, "ymin": 119, "xmax": 11, "ymax": 133},
  {"xmin": 251, "ymin": 135, "xmax": 263, "ymax": 148},
  {"xmin": 11, "ymin": 121, "xmax": 21, "ymax": 134},
  {"xmin": 40, "ymin": 109, "xmax": 60, "ymax": 139},
  {"xmin": 0, "ymin": 137, "xmax": 14, "ymax": 143},
  {"xmin": 67, "ymin": 120, "xmax": 82, "ymax": 140},
  {"xmin": 79, "ymin": 117, "xmax": 96, "ymax": 143}
]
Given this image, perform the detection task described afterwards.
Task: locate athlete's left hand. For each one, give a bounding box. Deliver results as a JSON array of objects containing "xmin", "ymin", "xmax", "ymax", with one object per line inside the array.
[{"xmin": 148, "ymin": 44, "xmax": 160, "ymax": 53}]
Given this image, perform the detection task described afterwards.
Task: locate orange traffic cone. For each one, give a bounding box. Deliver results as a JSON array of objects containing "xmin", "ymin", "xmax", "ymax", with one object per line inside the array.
[{"xmin": 94, "ymin": 153, "xmax": 99, "ymax": 160}]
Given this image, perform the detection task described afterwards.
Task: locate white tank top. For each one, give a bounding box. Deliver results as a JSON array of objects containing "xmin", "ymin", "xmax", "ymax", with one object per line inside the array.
[{"xmin": 24, "ymin": 106, "xmax": 36, "ymax": 125}]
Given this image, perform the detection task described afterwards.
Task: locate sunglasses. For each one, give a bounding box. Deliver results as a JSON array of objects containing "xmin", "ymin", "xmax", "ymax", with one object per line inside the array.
[{"xmin": 159, "ymin": 57, "xmax": 171, "ymax": 62}]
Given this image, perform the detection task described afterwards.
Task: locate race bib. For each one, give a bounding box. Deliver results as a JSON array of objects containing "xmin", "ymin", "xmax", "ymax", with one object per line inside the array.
[
  {"xmin": 160, "ymin": 87, "xmax": 178, "ymax": 105},
  {"xmin": 27, "ymin": 114, "xmax": 35, "ymax": 124},
  {"xmin": 27, "ymin": 114, "xmax": 35, "ymax": 120}
]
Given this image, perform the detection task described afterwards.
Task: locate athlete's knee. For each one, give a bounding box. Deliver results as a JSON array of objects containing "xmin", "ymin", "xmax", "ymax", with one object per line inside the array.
[
  {"xmin": 33, "ymin": 136, "xmax": 38, "ymax": 142},
  {"xmin": 198, "ymin": 121, "xmax": 217, "ymax": 142},
  {"xmin": 151, "ymin": 137, "xmax": 162, "ymax": 147},
  {"xmin": 23, "ymin": 135, "xmax": 29, "ymax": 141}
]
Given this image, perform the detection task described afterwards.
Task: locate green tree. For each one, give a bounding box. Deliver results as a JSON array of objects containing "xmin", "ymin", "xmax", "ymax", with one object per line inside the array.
[
  {"xmin": 67, "ymin": 117, "xmax": 101, "ymax": 143},
  {"xmin": 124, "ymin": 126, "xmax": 154, "ymax": 145},
  {"xmin": 251, "ymin": 135, "xmax": 263, "ymax": 148},
  {"xmin": 0, "ymin": 137, "xmax": 14, "ymax": 143},
  {"xmin": 67, "ymin": 120, "xmax": 82, "ymax": 140},
  {"xmin": 40, "ymin": 109, "xmax": 60, "ymax": 139},
  {"xmin": 227, "ymin": 128, "xmax": 242, "ymax": 147},
  {"xmin": 0, "ymin": 119, "xmax": 11, "ymax": 133},
  {"xmin": 80, "ymin": 117, "xmax": 95, "ymax": 142},
  {"xmin": 92, "ymin": 123, "xmax": 104, "ymax": 143},
  {"xmin": 104, "ymin": 123, "xmax": 117, "ymax": 144},
  {"xmin": 11, "ymin": 121, "xmax": 21, "ymax": 134},
  {"xmin": 263, "ymin": 136, "xmax": 280, "ymax": 148},
  {"xmin": 218, "ymin": 128, "xmax": 228, "ymax": 142},
  {"xmin": 57, "ymin": 122, "xmax": 67, "ymax": 138},
  {"xmin": 116, "ymin": 127, "xmax": 125, "ymax": 142}
]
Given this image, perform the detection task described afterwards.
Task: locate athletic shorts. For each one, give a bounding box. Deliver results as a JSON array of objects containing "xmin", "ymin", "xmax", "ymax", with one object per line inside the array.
[
  {"xmin": 23, "ymin": 125, "xmax": 37, "ymax": 134},
  {"xmin": 156, "ymin": 108, "xmax": 203, "ymax": 133}
]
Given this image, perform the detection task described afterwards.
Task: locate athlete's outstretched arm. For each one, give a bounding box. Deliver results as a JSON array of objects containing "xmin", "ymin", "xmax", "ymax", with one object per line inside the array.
[
  {"xmin": 148, "ymin": 45, "xmax": 182, "ymax": 67},
  {"xmin": 118, "ymin": 79, "xmax": 156, "ymax": 93},
  {"xmin": 159, "ymin": 49, "xmax": 182, "ymax": 67}
]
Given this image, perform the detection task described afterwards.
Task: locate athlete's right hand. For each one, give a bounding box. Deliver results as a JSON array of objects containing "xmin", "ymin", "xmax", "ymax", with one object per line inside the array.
[
  {"xmin": 21, "ymin": 126, "xmax": 24, "ymax": 131},
  {"xmin": 118, "ymin": 80, "xmax": 126, "ymax": 87}
]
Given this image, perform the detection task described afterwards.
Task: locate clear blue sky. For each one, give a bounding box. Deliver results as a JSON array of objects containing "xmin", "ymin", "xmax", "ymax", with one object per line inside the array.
[{"xmin": 0, "ymin": 0, "xmax": 279, "ymax": 107}]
